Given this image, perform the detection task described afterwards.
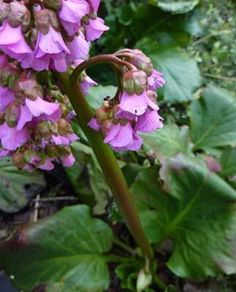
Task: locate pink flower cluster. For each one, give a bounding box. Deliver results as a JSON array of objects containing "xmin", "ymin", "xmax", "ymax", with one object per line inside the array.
[
  {"xmin": 0, "ymin": 55, "xmax": 81, "ymax": 171},
  {"xmin": 0, "ymin": 0, "xmax": 106, "ymax": 170},
  {"xmin": 88, "ymin": 50, "xmax": 165, "ymax": 151},
  {"xmin": 0, "ymin": 0, "xmax": 108, "ymax": 72}
]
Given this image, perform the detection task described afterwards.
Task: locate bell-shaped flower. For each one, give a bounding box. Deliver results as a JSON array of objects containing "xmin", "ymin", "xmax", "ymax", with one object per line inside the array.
[
  {"xmin": 135, "ymin": 110, "xmax": 163, "ymax": 133},
  {"xmin": 0, "ymin": 21, "xmax": 32, "ymax": 66},
  {"xmin": 85, "ymin": 17, "xmax": 109, "ymax": 41},
  {"xmin": 25, "ymin": 96, "xmax": 59, "ymax": 118},
  {"xmin": 0, "ymin": 122, "xmax": 29, "ymax": 151},
  {"xmin": 59, "ymin": 0, "xmax": 89, "ymax": 36},
  {"xmin": 148, "ymin": 70, "xmax": 165, "ymax": 91},
  {"xmin": 67, "ymin": 32, "xmax": 90, "ymax": 61},
  {"xmin": 104, "ymin": 122, "xmax": 142, "ymax": 151}
]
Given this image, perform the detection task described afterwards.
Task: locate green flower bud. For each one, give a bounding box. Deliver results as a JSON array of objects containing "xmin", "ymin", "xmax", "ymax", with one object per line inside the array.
[
  {"xmin": 5, "ymin": 103, "xmax": 20, "ymax": 128},
  {"xmin": 37, "ymin": 121, "xmax": 53, "ymax": 140},
  {"xmin": 123, "ymin": 70, "xmax": 147, "ymax": 95},
  {"xmin": 136, "ymin": 269, "xmax": 152, "ymax": 292}
]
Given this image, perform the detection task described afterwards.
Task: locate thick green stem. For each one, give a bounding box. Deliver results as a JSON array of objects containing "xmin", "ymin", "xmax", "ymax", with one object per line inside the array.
[{"xmin": 56, "ymin": 58, "xmax": 153, "ymax": 261}]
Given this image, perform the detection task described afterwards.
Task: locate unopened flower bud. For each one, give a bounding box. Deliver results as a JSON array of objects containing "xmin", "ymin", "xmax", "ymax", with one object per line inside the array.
[
  {"xmin": 123, "ymin": 70, "xmax": 147, "ymax": 95},
  {"xmin": 24, "ymin": 149, "xmax": 37, "ymax": 164},
  {"xmin": 131, "ymin": 52, "xmax": 153, "ymax": 77},
  {"xmin": 101, "ymin": 119, "xmax": 113, "ymax": 133},
  {"xmin": 12, "ymin": 152, "xmax": 26, "ymax": 169},
  {"xmin": 45, "ymin": 144, "xmax": 59, "ymax": 157},
  {"xmin": 57, "ymin": 119, "xmax": 74, "ymax": 136},
  {"xmin": 136, "ymin": 269, "xmax": 152, "ymax": 292},
  {"xmin": 34, "ymin": 8, "xmax": 51, "ymax": 34},
  {"xmin": 8, "ymin": 2, "xmax": 30, "ymax": 30},
  {"xmin": 43, "ymin": 0, "xmax": 62, "ymax": 11},
  {"xmin": 17, "ymin": 78, "xmax": 42, "ymax": 101},
  {"xmin": 58, "ymin": 145, "xmax": 71, "ymax": 157},
  {"xmin": 96, "ymin": 107, "xmax": 109, "ymax": 123},
  {"xmin": 5, "ymin": 103, "xmax": 20, "ymax": 128},
  {"xmin": 37, "ymin": 121, "xmax": 53, "ymax": 140},
  {"xmin": 0, "ymin": 2, "xmax": 9, "ymax": 24}
]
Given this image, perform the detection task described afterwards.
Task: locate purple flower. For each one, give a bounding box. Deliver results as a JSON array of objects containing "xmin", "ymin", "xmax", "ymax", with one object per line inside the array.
[
  {"xmin": 17, "ymin": 105, "xmax": 33, "ymax": 131},
  {"xmin": 0, "ymin": 55, "xmax": 8, "ymax": 68},
  {"xmin": 80, "ymin": 75, "xmax": 97, "ymax": 95},
  {"xmin": 0, "ymin": 87, "xmax": 15, "ymax": 112},
  {"xmin": 148, "ymin": 70, "xmax": 165, "ymax": 91},
  {"xmin": 59, "ymin": 0, "xmax": 89, "ymax": 36},
  {"xmin": 38, "ymin": 159, "xmax": 55, "ymax": 171},
  {"xmin": 88, "ymin": 118, "xmax": 101, "ymax": 131},
  {"xmin": 67, "ymin": 32, "xmax": 90, "ymax": 61},
  {"xmin": 85, "ymin": 17, "xmax": 109, "ymax": 41},
  {"xmin": 135, "ymin": 110, "xmax": 163, "ymax": 133},
  {"xmin": 51, "ymin": 133, "xmax": 78, "ymax": 146},
  {"xmin": 0, "ymin": 123, "xmax": 29, "ymax": 151},
  {"xmin": 0, "ymin": 21, "xmax": 32, "ymax": 66},
  {"xmin": 119, "ymin": 91, "xmax": 158, "ymax": 116},
  {"xmin": 32, "ymin": 27, "xmax": 70, "ymax": 72},
  {"xmin": 90, "ymin": 0, "xmax": 101, "ymax": 12},
  {"xmin": 0, "ymin": 148, "xmax": 9, "ymax": 157},
  {"xmin": 104, "ymin": 122, "xmax": 142, "ymax": 151},
  {"xmin": 61, "ymin": 154, "xmax": 76, "ymax": 167},
  {"xmin": 25, "ymin": 97, "xmax": 59, "ymax": 118}
]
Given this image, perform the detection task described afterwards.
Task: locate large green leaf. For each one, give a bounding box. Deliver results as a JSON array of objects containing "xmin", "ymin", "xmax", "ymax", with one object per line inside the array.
[
  {"xmin": 131, "ymin": 155, "xmax": 236, "ymax": 279},
  {"xmin": 1, "ymin": 205, "xmax": 113, "ymax": 291},
  {"xmin": 189, "ymin": 86, "xmax": 236, "ymax": 150},
  {"xmin": 0, "ymin": 158, "xmax": 45, "ymax": 213},
  {"xmin": 142, "ymin": 124, "xmax": 191, "ymax": 162},
  {"xmin": 220, "ymin": 147, "xmax": 236, "ymax": 177},
  {"xmin": 137, "ymin": 39, "xmax": 202, "ymax": 102},
  {"xmin": 149, "ymin": 0, "xmax": 199, "ymax": 14}
]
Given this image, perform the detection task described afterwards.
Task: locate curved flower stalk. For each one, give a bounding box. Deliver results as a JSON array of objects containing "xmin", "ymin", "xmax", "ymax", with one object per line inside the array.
[{"xmin": 56, "ymin": 50, "xmax": 165, "ymax": 262}]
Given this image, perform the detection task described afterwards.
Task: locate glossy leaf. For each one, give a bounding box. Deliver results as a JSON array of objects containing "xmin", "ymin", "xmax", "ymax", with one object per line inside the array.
[
  {"xmin": 137, "ymin": 39, "xmax": 202, "ymax": 102},
  {"xmin": 0, "ymin": 158, "xmax": 45, "ymax": 213},
  {"xmin": 1, "ymin": 205, "xmax": 113, "ymax": 291},
  {"xmin": 189, "ymin": 86, "xmax": 236, "ymax": 150},
  {"xmin": 142, "ymin": 124, "xmax": 191, "ymax": 162},
  {"xmin": 132, "ymin": 155, "xmax": 236, "ymax": 279},
  {"xmin": 220, "ymin": 147, "xmax": 236, "ymax": 177},
  {"xmin": 149, "ymin": 0, "xmax": 199, "ymax": 14}
]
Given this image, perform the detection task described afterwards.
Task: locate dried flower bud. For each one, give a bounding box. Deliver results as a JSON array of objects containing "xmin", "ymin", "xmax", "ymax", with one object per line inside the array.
[
  {"xmin": 43, "ymin": 0, "xmax": 62, "ymax": 11},
  {"xmin": 8, "ymin": 2, "xmax": 30, "ymax": 30},
  {"xmin": 0, "ymin": 2, "xmax": 9, "ymax": 25},
  {"xmin": 17, "ymin": 78, "xmax": 43, "ymax": 101},
  {"xmin": 37, "ymin": 121, "xmax": 53, "ymax": 140},
  {"xmin": 5, "ymin": 103, "xmax": 20, "ymax": 128},
  {"xmin": 12, "ymin": 152, "xmax": 26, "ymax": 169},
  {"xmin": 95, "ymin": 107, "xmax": 109, "ymax": 123},
  {"xmin": 57, "ymin": 119, "xmax": 74, "ymax": 136}
]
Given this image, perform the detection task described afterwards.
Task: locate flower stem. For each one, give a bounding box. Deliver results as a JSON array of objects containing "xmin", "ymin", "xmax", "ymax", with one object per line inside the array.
[{"xmin": 57, "ymin": 60, "xmax": 153, "ymax": 261}]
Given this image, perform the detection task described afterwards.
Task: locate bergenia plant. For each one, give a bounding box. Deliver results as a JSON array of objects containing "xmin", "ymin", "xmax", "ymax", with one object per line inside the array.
[{"xmin": 0, "ymin": 0, "xmax": 166, "ymax": 290}]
